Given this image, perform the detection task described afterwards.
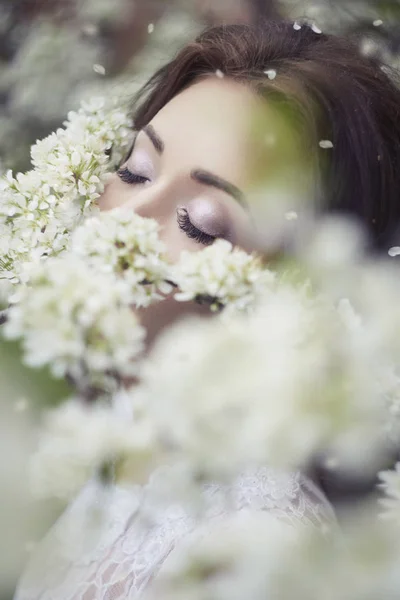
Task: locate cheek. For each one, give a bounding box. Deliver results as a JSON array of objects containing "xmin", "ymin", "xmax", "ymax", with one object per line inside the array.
[
  {"xmin": 136, "ymin": 295, "xmax": 212, "ymax": 352},
  {"xmin": 97, "ymin": 177, "xmax": 130, "ymax": 211}
]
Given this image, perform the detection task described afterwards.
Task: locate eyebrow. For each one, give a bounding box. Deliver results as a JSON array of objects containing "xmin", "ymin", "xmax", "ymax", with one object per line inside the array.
[
  {"xmin": 191, "ymin": 169, "xmax": 247, "ymax": 210},
  {"xmin": 143, "ymin": 125, "xmax": 247, "ymax": 210},
  {"xmin": 143, "ymin": 124, "xmax": 164, "ymax": 154}
]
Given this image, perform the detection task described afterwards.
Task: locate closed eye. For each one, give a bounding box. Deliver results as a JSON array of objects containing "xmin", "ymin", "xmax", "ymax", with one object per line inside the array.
[
  {"xmin": 177, "ymin": 207, "xmax": 216, "ymax": 246},
  {"xmin": 117, "ymin": 167, "xmax": 150, "ymax": 185},
  {"xmin": 117, "ymin": 165, "xmax": 217, "ymax": 247}
]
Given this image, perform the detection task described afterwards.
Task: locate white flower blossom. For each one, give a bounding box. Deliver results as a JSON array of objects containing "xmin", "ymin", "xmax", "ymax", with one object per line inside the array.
[
  {"xmin": 137, "ymin": 284, "xmax": 386, "ymax": 479},
  {"xmin": 71, "ymin": 208, "xmax": 172, "ymax": 307},
  {"xmin": 30, "ymin": 397, "xmax": 156, "ymax": 500},
  {"xmin": 145, "ymin": 509, "xmax": 400, "ymax": 600},
  {"xmin": 0, "ymin": 96, "xmax": 133, "ymax": 299},
  {"xmin": 301, "ymin": 219, "xmax": 400, "ymax": 448},
  {"xmin": 171, "ymin": 240, "xmax": 275, "ymax": 312},
  {"xmin": 3, "ymin": 255, "xmax": 145, "ymax": 384},
  {"xmin": 145, "ymin": 511, "xmax": 303, "ymax": 600}
]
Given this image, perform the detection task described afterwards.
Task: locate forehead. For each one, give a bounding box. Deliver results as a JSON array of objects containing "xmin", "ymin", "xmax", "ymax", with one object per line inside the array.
[{"xmin": 149, "ymin": 77, "xmax": 263, "ymax": 190}]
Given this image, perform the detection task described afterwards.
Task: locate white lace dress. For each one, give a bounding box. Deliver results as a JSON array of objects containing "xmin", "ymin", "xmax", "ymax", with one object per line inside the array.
[{"xmin": 15, "ymin": 464, "xmax": 335, "ymax": 600}]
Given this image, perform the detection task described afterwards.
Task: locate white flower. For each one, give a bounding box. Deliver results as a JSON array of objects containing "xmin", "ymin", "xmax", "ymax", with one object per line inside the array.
[
  {"xmin": 301, "ymin": 219, "xmax": 400, "ymax": 449},
  {"xmin": 4, "ymin": 255, "xmax": 145, "ymax": 383},
  {"xmin": 145, "ymin": 508, "xmax": 400, "ymax": 600},
  {"xmin": 30, "ymin": 397, "xmax": 156, "ymax": 500},
  {"xmin": 65, "ymin": 95, "xmax": 134, "ymax": 168},
  {"xmin": 71, "ymin": 208, "xmax": 172, "ymax": 307},
  {"xmin": 145, "ymin": 510, "xmax": 303, "ymax": 600},
  {"xmin": 171, "ymin": 240, "xmax": 275, "ymax": 313},
  {"xmin": 137, "ymin": 284, "xmax": 385, "ymax": 478},
  {"xmin": 0, "ymin": 95, "xmax": 133, "ymax": 299}
]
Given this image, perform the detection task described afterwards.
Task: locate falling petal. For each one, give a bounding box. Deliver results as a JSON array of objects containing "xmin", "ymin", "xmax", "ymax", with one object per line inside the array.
[
  {"xmin": 82, "ymin": 24, "xmax": 98, "ymax": 37},
  {"xmin": 93, "ymin": 64, "xmax": 106, "ymax": 76},
  {"xmin": 265, "ymin": 69, "xmax": 277, "ymax": 80}
]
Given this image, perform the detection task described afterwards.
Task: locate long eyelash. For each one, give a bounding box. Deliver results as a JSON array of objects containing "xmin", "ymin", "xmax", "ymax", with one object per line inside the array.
[
  {"xmin": 117, "ymin": 167, "xmax": 149, "ymax": 185},
  {"xmin": 177, "ymin": 208, "xmax": 216, "ymax": 246}
]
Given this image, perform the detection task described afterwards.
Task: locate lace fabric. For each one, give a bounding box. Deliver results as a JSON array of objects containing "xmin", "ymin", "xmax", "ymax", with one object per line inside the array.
[{"xmin": 15, "ymin": 464, "xmax": 335, "ymax": 600}]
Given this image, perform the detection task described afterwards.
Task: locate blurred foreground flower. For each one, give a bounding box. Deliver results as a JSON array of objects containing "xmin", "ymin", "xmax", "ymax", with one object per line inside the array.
[
  {"xmin": 144, "ymin": 508, "xmax": 400, "ymax": 600},
  {"xmin": 136, "ymin": 279, "xmax": 389, "ymax": 480},
  {"xmin": 30, "ymin": 396, "xmax": 156, "ymax": 501}
]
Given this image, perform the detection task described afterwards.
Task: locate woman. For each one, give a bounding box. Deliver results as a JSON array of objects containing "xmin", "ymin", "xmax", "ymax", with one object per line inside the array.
[
  {"xmin": 100, "ymin": 20, "xmax": 400, "ymax": 346},
  {"xmin": 16, "ymin": 20, "xmax": 400, "ymax": 600}
]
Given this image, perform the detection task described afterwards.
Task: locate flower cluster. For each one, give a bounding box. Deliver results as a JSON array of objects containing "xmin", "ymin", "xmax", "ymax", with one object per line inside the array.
[
  {"xmin": 136, "ymin": 283, "xmax": 388, "ymax": 479},
  {"xmin": 0, "ymin": 97, "xmax": 133, "ymax": 300},
  {"xmin": 71, "ymin": 208, "xmax": 172, "ymax": 307},
  {"xmin": 3, "ymin": 255, "xmax": 145, "ymax": 387},
  {"xmin": 143, "ymin": 507, "xmax": 400, "ymax": 600},
  {"xmin": 30, "ymin": 395, "xmax": 156, "ymax": 500},
  {"xmin": 5, "ymin": 93, "xmax": 400, "ymax": 600},
  {"xmin": 171, "ymin": 239, "xmax": 275, "ymax": 312}
]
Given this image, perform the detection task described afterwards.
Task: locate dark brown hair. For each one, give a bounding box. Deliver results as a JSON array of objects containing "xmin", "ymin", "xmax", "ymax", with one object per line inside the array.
[{"xmin": 132, "ymin": 20, "xmax": 400, "ymax": 250}]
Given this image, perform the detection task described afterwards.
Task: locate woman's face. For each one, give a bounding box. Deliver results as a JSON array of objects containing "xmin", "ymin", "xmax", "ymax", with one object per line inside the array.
[
  {"xmin": 99, "ymin": 76, "xmax": 264, "ymax": 259},
  {"xmin": 98, "ymin": 76, "xmax": 269, "ymax": 346}
]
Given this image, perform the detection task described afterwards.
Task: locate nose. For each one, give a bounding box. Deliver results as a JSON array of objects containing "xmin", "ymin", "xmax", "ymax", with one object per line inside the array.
[
  {"xmin": 122, "ymin": 187, "xmax": 159, "ymax": 220},
  {"xmin": 121, "ymin": 179, "xmax": 181, "ymax": 227},
  {"xmin": 120, "ymin": 180, "xmax": 189, "ymax": 263}
]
